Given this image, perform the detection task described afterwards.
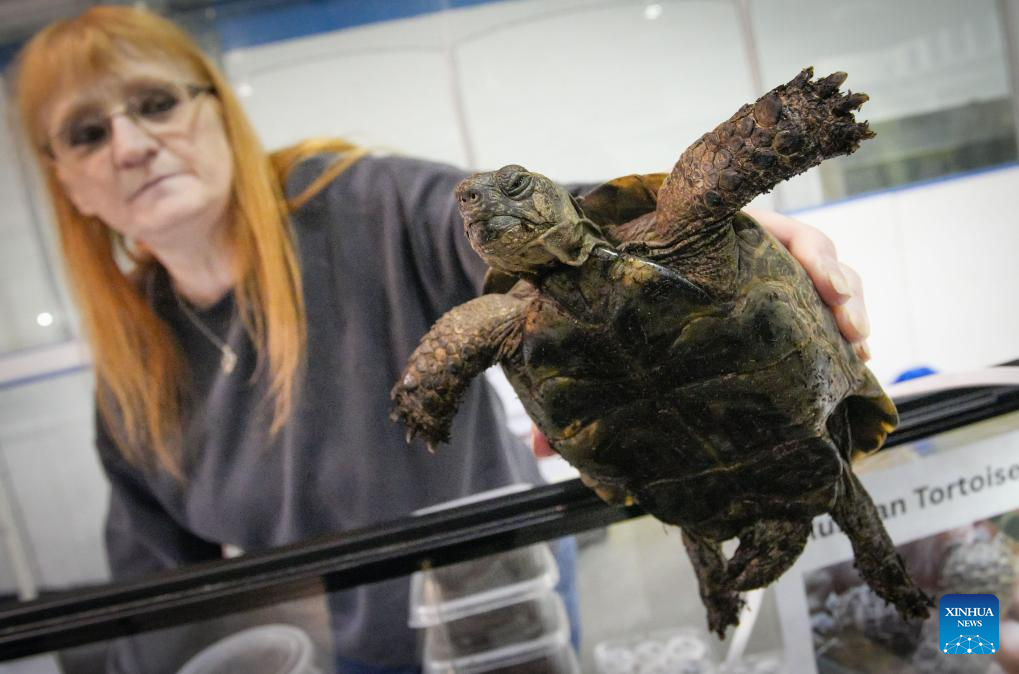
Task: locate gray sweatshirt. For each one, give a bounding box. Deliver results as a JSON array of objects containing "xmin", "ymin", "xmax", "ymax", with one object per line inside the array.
[{"xmin": 97, "ymin": 153, "xmax": 544, "ymax": 668}]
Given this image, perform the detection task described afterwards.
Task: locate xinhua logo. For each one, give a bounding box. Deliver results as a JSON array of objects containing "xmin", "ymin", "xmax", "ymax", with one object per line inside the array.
[{"xmin": 939, "ymin": 594, "xmax": 999, "ymax": 655}]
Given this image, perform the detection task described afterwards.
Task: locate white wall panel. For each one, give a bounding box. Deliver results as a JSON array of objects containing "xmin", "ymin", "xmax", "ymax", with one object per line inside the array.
[
  {"xmin": 455, "ymin": 0, "xmax": 756, "ymax": 181},
  {"xmin": 752, "ymin": 0, "xmax": 1012, "ymax": 211},
  {"xmin": 794, "ymin": 164, "xmax": 1019, "ymax": 383},
  {"xmin": 0, "ymin": 369, "xmax": 109, "ymax": 590},
  {"xmin": 223, "ymin": 10, "xmax": 467, "ymax": 165},
  {"xmin": 895, "ymin": 167, "xmax": 1019, "ymax": 372},
  {"xmin": 750, "ymin": 0, "xmax": 1010, "ymax": 123},
  {"xmin": 0, "ymin": 81, "xmax": 71, "ymax": 352}
]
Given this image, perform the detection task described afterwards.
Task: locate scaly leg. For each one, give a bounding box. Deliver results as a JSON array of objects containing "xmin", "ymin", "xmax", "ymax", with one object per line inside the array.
[
  {"xmin": 726, "ymin": 519, "xmax": 811, "ymax": 591},
  {"xmin": 830, "ymin": 471, "xmax": 933, "ymax": 620},
  {"xmin": 390, "ymin": 294, "xmax": 527, "ymax": 447},
  {"xmin": 682, "ymin": 530, "xmax": 744, "ymax": 637},
  {"xmin": 657, "ymin": 68, "xmax": 873, "ymax": 234}
]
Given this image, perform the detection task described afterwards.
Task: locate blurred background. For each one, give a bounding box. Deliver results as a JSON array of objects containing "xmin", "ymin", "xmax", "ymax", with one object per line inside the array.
[{"xmin": 0, "ymin": 0, "xmax": 1017, "ymax": 645}]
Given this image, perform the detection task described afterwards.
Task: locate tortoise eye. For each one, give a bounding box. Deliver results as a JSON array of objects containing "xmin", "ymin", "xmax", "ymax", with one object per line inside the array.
[
  {"xmin": 496, "ymin": 164, "xmax": 531, "ymax": 197},
  {"xmin": 505, "ymin": 173, "xmax": 531, "ymax": 198}
]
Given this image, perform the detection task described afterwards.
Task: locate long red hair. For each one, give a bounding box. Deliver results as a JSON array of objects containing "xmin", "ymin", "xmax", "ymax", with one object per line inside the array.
[{"xmin": 15, "ymin": 6, "xmax": 359, "ymax": 475}]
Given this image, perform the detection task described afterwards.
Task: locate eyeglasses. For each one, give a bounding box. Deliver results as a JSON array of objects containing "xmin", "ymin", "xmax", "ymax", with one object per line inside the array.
[{"xmin": 45, "ymin": 81, "xmax": 216, "ymax": 162}]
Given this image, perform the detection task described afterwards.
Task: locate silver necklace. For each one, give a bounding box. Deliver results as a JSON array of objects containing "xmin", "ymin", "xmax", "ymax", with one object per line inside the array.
[{"xmin": 172, "ymin": 288, "xmax": 238, "ymax": 375}]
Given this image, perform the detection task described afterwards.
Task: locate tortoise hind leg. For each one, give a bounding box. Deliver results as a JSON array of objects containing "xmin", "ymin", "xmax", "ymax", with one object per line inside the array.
[
  {"xmin": 726, "ymin": 519, "xmax": 811, "ymax": 591},
  {"xmin": 682, "ymin": 530, "xmax": 744, "ymax": 637},
  {"xmin": 830, "ymin": 470, "xmax": 933, "ymax": 620}
]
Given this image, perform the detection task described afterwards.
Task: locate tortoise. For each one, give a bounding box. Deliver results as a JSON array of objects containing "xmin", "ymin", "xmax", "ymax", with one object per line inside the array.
[{"xmin": 390, "ymin": 68, "xmax": 932, "ymax": 634}]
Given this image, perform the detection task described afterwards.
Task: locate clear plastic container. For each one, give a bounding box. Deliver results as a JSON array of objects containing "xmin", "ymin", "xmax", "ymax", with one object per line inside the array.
[
  {"xmin": 424, "ymin": 643, "xmax": 579, "ymax": 674},
  {"xmin": 593, "ymin": 627, "xmax": 718, "ymax": 674},
  {"xmin": 423, "ymin": 593, "xmax": 579, "ymax": 674},
  {"xmin": 408, "ymin": 543, "xmax": 559, "ymax": 628},
  {"xmin": 176, "ymin": 624, "xmax": 321, "ymax": 674},
  {"xmin": 717, "ymin": 651, "xmax": 786, "ymax": 674}
]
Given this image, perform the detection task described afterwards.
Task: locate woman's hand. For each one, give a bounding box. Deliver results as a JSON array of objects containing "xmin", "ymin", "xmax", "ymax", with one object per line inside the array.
[
  {"xmin": 745, "ymin": 207, "xmax": 871, "ymax": 362},
  {"xmin": 531, "ymin": 425, "xmax": 557, "ymax": 458}
]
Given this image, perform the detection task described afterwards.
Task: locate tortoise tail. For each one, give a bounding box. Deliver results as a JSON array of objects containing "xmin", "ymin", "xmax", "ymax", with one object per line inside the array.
[{"xmin": 827, "ymin": 368, "xmax": 899, "ymax": 463}]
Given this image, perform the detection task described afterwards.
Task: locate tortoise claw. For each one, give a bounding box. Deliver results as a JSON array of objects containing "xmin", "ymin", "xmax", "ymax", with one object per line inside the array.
[
  {"xmin": 790, "ymin": 66, "xmax": 813, "ymax": 87},
  {"xmin": 836, "ymin": 91, "xmax": 869, "ymax": 114},
  {"xmin": 816, "ymin": 71, "xmax": 848, "ymax": 96}
]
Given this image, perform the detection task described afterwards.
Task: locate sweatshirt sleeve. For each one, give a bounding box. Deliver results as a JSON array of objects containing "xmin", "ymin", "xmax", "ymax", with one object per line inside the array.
[
  {"xmin": 96, "ymin": 412, "xmax": 222, "ymax": 581},
  {"xmin": 380, "ymin": 155, "xmax": 487, "ymax": 300}
]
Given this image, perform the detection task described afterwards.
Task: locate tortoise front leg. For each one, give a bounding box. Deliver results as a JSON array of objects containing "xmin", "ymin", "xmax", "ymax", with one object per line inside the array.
[
  {"xmin": 656, "ymin": 67, "xmax": 872, "ymax": 239},
  {"xmin": 390, "ymin": 294, "xmax": 527, "ymax": 448}
]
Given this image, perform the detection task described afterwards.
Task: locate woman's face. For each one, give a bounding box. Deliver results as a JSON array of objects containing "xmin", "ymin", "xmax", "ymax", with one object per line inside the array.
[{"xmin": 43, "ymin": 58, "xmax": 234, "ymax": 249}]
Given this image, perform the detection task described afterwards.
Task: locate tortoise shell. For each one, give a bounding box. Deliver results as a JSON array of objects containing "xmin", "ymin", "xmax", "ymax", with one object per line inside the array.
[{"xmin": 391, "ymin": 68, "xmax": 930, "ymax": 634}]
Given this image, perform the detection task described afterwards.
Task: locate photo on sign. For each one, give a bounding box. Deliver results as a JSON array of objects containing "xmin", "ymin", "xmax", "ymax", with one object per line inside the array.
[{"xmin": 805, "ymin": 510, "xmax": 1019, "ymax": 673}]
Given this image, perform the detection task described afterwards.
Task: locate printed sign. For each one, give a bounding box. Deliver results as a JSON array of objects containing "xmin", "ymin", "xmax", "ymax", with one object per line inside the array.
[{"xmin": 773, "ymin": 420, "xmax": 1019, "ymax": 673}]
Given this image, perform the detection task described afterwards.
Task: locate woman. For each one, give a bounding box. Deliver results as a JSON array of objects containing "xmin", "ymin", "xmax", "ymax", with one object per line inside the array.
[{"xmin": 14, "ymin": 6, "xmax": 871, "ymax": 673}]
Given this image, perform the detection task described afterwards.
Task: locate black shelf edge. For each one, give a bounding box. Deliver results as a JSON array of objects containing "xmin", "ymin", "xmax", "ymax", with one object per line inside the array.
[
  {"xmin": 2, "ymin": 378, "xmax": 1019, "ymax": 660},
  {"xmin": 0, "ymin": 479, "xmax": 640, "ymax": 659}
]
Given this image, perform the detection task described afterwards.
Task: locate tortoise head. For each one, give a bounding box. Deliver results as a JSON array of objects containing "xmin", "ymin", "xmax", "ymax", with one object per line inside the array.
[{"xmin": 456, "ymin": 164, "xmax": 601, "ymax": 275}]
